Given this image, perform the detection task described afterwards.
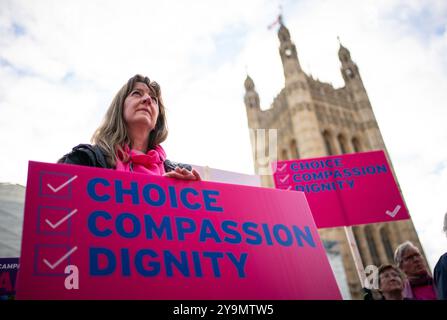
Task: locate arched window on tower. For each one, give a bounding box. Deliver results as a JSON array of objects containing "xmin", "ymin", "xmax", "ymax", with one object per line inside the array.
[
  {"xmin": 250, "ymin": 100, "xmax": 257, "ymax": 108},
  {"xmin": 281, "ymin": 149, "xmax": 288, "ymax": 161},
  {"xmin": 338, "ymin": 134, "xmax": 348, "ymax": 154},
  {"xmin": 352, "ymin": 137, "xmax": 362, "ymax": 153},
  {"xmin": 322, "ymin": 131, "xmax": 333, "ymax": 156},
  {"xmin": 380, "ymin": 226, "xmax": 394, "ymax": 263},
  {"xmin": 290, "ymin": 139, "xmax": 299, "ymax": 159},
  {"xmin": 353, "ymin": 226, "xmax": 367, "ymax": 267},
  {"xmin": 365, "ymin": 225, "xmax": 381, "ymax": 266},
  {"xmin": 260, "ymin": 134, "xmax": 269, "ymax": 160}
]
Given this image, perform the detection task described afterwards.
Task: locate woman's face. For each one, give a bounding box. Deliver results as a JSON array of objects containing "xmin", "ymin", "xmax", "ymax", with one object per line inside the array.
[
  {"xmin": 123, "ymin": 82, "xmax": 159, "ymax": 132},
  {"xmin": 379, "ymin": 268, "xmax": 403, "ymax": 294},
  {"xmin": 400, "ymin": 247, "xmax": 427, "ymax": 277}
]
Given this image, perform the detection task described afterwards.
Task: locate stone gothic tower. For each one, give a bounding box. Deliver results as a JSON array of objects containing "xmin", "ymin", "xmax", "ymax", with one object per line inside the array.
[{"xmin": 243, "ymin": 18, "xmax": 425, "ymax": 299}]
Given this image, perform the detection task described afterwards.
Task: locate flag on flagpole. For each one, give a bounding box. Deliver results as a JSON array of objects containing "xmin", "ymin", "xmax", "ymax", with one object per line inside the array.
[{"xmin": 267, "ymin": 14, "xmax": 281, "ymax": 30}]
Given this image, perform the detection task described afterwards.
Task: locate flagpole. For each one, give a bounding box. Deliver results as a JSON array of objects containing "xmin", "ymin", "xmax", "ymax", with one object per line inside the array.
[{"xmin": 344, "ymin": 226, "xmax": 367, "ymax": 288}]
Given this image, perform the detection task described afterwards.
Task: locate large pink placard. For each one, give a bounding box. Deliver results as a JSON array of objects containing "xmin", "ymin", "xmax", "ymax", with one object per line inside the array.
[
  {"xmin": 16, "ymin": 161, "xmax": 341, "ymax": 300},
  {"xmin": 273, "ymin": 150, "xmax": 410, "ymax": 228}
]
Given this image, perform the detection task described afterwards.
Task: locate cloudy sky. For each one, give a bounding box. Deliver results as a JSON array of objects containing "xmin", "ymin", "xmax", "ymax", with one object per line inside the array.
[{"xmin": 1, "ymin": 0, "xmax": 446, "ymax": 271}]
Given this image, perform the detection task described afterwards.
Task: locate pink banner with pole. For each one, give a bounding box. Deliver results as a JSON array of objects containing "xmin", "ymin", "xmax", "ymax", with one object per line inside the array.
[
  {"xmin": 273, "ymin": 150, "xmax": 410, "ymax": 228},
  {"xmin": 16, "ymin": 161, "xmax": 341, "ymax": 300}
]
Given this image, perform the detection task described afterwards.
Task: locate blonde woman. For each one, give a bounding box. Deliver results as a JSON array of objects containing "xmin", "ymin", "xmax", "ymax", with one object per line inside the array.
[{"xmin": 59, "ymin": 74, "xmax": 200, "ymax": 181}]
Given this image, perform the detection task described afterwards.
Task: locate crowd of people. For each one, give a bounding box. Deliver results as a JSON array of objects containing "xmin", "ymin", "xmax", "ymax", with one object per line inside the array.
[{"xmin": 366, "ymin": 213, "xmax": 447, "ymax": 300}]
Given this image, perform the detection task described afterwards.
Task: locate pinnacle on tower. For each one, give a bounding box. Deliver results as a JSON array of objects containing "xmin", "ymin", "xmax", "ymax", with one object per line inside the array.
[
  {"xmin": 275, "ymin": 15, "xmax": 302, "ymax": 80},
  {"xmin": 243, "ymin": 74, "xmax": 260, "ymax": 111},
  {"xmin": 277, "ymin": 16, "xmax": 291, "ymax": 43},
  {"xmin": 244, "ymin": 74, "xmax": 255, "ymax": 91},
  {"xmin": 337, "ymin": 41, "xmax": 365, "ymax": 91},
  {"xmin": 338, "ymin": 42, "xmax": 351, "ymax": 63}
]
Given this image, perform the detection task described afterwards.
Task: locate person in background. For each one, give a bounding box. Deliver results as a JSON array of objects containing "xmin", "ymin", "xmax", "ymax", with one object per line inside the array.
[
  {"xmin": 394, "ymin": 241, "xmax": 437, "ymax": 300},
  {"xmin": 59, "ymin": 74, "xmax": 200, "ymax": 181},
  {"xmin": 378, "ymin": 264, "xmax": 407, "ymax": 300},
  {"xmin": 434, "ymin": 212, "xmax": 447, "ymax": 299}
]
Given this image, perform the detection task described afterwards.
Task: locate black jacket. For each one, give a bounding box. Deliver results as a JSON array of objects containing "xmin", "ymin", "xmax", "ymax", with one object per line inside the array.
[
  {"xmin": 58, "ymin": 144, "xmax": 192, "ymax": 173},
  {"xmin": 434, "ymin": 252, "xmax": 447, "ymax": 300}
]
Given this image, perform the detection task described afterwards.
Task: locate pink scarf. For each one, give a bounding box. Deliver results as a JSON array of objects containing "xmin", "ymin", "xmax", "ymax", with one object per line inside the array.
[{"xmin": 115, "ymin": 144, "xmax": 166, "ymax": 176}]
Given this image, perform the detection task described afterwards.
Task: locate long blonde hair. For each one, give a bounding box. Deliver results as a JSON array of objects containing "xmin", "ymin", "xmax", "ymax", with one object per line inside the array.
[{"xmin": 92, "ymin": 74, "xmax": 168, "ymax": 167}]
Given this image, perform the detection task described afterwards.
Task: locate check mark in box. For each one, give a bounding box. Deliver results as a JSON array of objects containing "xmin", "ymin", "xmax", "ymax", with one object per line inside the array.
[
  {"xmin": 275, "ymin": 174, "xmax": 290, "ymax": 186},
  {"xmin": 276, "ymin": 163, "xmax": 288, "ymax": 173},
  {"xmin": 37, "ymin": 206, "xmax": 77, "ymax": 236},
  {"xmin": 34, "ymin": 244, "xmax": 78, "ymax": 276},
  {"xmin": 39, "ymin": 171, "xmax": 78, "ymax": 199}
]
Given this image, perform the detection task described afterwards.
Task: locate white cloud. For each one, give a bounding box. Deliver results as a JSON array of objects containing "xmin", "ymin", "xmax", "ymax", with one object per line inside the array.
[{"xmin": 0, "ymin": 0, "xmax": 446, "ymax": 274}]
